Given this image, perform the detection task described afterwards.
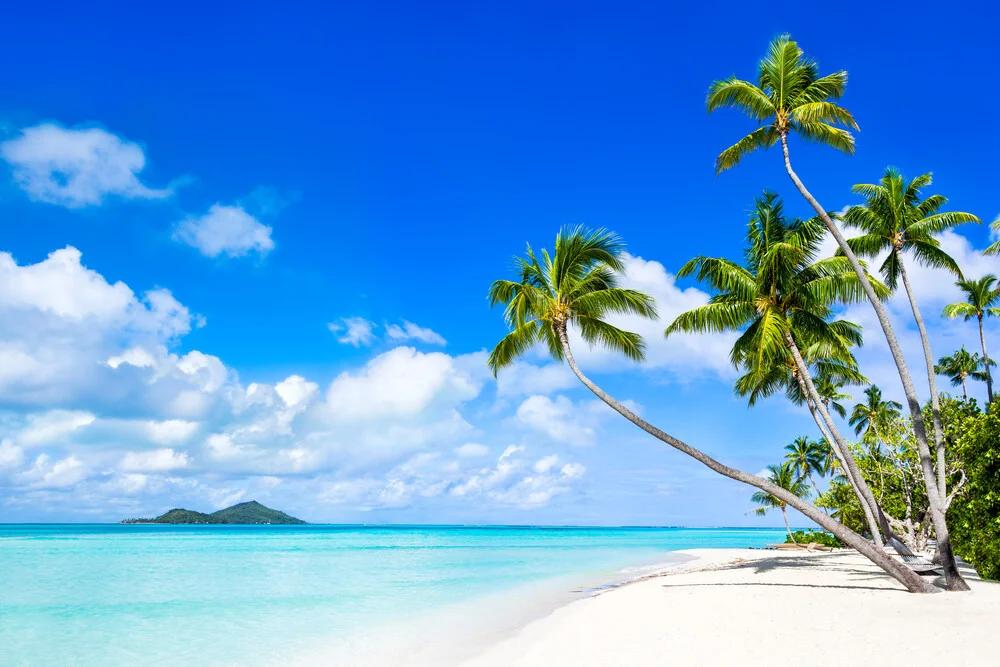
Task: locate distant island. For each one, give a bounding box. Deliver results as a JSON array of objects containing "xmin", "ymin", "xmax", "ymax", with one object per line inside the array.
[{"xmin": 121, "ymin": 500, "xmax": 305, "ymax": 525}]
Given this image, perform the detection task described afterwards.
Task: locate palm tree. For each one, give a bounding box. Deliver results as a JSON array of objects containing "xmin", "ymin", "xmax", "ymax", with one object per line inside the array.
[
  {"xmin": 943, "ymin": 275, "xmax": 1000, "ymax": 403},
  {"xmin": 488, "ymin": 226, "xmax": 935, "ymax": 593},
  {"xmin": 841, "ymin": 168, "xmax": 979, "ymax": 498},
  {"xmin": 665, "ymin": 192, "xmax": 887, "ymax": 546},
  {"xmin": 708, "ymin": 35, "xmax": 968, "ymax": 590},
  {"xmin": 784, "ymin": 436, "xmax": 826, "ymax": 498},
  {"xmin": 935, "ymin": 346, "xmax": 990, "ymax": 399},
  {"xmin": 813, "ymin": 374, "xmax": 851, "ymax": 419},
  {"xmin": 849, "ymin": 385, "xmax": 903, "ymax": 443},
  {"xmin": 751, "ymin": 463, "xmax": 811, "ymax": 543}
]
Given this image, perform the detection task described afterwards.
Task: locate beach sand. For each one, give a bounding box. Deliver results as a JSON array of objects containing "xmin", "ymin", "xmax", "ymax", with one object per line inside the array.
[{"xmin": 458, "ymin": 548, "xmax": 1000, "ymax": 667}]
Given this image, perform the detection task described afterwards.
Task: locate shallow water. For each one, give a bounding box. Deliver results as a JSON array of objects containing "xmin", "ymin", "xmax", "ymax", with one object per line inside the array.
[{"xmin": 0, "ymin": 524, "xmax": 787, "ymax": 666}]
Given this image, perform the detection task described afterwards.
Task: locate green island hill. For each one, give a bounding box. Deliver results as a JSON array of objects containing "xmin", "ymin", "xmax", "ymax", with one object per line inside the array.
[{"xmin": 121, "ymin": 500, "xmax": 305, "ymax": 525}]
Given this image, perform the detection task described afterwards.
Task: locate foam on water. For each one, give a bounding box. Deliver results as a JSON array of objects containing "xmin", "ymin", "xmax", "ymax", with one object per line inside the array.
[{"xmin": 0, "ymin": 525, "xmax": 786, "ymax": 666}]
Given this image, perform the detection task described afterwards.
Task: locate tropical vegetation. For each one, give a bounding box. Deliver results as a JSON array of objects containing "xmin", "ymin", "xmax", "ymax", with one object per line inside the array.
[{"xmin": 486, "ymin": 33, "xmax": 999, "ymax": 592}]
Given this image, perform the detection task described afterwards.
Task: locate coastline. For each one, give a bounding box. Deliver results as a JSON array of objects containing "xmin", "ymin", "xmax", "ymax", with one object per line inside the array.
[{"xmin": 456, "ymin": 548, "xmax": 1000, "ymax": 667}]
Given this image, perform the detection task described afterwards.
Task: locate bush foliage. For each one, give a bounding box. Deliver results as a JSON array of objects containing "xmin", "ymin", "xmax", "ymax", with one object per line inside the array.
[{"xmin": 784, "ymin": 530, "xmax": 842, "ymax": 548}]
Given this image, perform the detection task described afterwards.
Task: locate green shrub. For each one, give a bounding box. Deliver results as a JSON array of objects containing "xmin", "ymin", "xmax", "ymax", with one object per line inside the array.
[
  {"xmin": 784, "ymin": 530, "xmax": 842, "ymax": 547},
  {"xmin": 948, "ymin": 404, "xmax": 1000, "ymax": 581}
]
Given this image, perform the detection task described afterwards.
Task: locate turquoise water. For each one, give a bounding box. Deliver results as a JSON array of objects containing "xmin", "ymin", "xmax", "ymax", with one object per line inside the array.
[{"xmin": 0, "ymin": 525, "xmax": 786, "ymax": 666}]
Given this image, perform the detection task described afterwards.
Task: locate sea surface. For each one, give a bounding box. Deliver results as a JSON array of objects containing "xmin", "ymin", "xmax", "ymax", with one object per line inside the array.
[{"xmin": 0, "ymin": 524, "xmax": 787, "ymax": 666}]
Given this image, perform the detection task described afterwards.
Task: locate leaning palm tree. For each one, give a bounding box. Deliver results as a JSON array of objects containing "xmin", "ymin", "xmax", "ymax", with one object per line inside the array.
[
  {"xmin": 943, "ymin": 275, "xmax": 1000, "ymax": 403},
  {"xmin": 665, "ymin": 192, "xmax": 887, "ymax": 546},
  {"xmin": 841, "ymin": 168, "xmax": 979, "ymax": 498},
  {"xmin": 934, "ymin": 346, "xmax": 990, "ymax": 399},
  {"xmin": 488, "ymin": 226, "xmax": 935, "ymax": 593},
  {"xmin": 708, "ymin": 35, "xmax": 968, "ymax": 590},
  {"xmin": 752, "ymin": 463, "xmax": 811, "ymax": 543},
  {"xmin": 784, "ymin": 436, "xmax": 826, "ymax": 498},
  {"xmin": 849, "ymin": 385, "xmax": 903, "ymax": 443}
]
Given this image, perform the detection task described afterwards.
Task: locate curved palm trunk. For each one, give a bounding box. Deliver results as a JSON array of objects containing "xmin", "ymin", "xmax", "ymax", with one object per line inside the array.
[
  {"xmin": 782, "ymin": 507, "xmax": 796, "ymax": 543},
  {"xmin": 554, "ymin": 322, "xmax": 937, "ymax": 594},
  {"xmin": 978, "ymin": 315, "xmax": 993, "ymax": 403},
  {"xmin": 897, "ymin": 255, "xmax": 947, "ymax": 499},
  {"xmin": 785, "ymin": 332, "xmax": 886, "ymax": 546},
  {"xmin": 779, "ymin": 133, "xmax": 969, "ymax": 591}
]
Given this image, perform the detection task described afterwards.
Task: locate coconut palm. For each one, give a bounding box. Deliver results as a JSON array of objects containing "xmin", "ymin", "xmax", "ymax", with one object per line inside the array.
[
  {"xmin": 751, "ymin": 463, "xmax": 811, "ymax": 543},
  {"xmin": 784, "ymin": 436, "xmax": 826, "ymax": 498},
  {"xmin": 841, "ymin": 168, "xmax": 979, "ymax": 497},
  {"xmin": 935, "ymin": 347, "xmax": 990, "ymax": 399},
  {"xmin": 849, "ymin": 385, "xmax": 903, "ymax": 443},
  {"xmin": 813, "ymin": 374, "xmax": 852, "ymax": 419},
  {"xmin": 709, "ymin": 35, "xmax": 969, "ymax": 590},
  {"xmin": 665, "ymin": 191, "xmax": 887, "ymax": 546},
  {"xmin": 943, "ymin": 275, "xmax": 1000, "ymax": 403},
  {"xmin": 488, "ymin": 225, "xmax": 935, "ymax": 593}
]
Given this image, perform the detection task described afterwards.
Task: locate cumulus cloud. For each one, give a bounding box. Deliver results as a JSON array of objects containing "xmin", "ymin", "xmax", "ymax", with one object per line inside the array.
[
  {"xmin": 326, "ymin": 346, "xmax": 482, "ymax": 421},
  {"xmin": 568, "ymin": 254, "xmax": 736, "ymax": 379},
  {"xmin": 385, "ymin": 321, "xmax": 447, "ymax": 346},
  {"xmin": 119, "ymin": 448, "xmax": 190, "ymax": 472},
  {"xmin": 328, "ymin": 317, "xmax": 377, "ymax": 347},
  {"xmin": 0, "ymin": 124, "xmax": 171, "ymax": 207},
  {"xmin": 515, "ymin": 395, "xmax": 601, "ymax": 445},
  {"xmin": 174, "ymin": 204, "xmax": 274, "ymax": 258},
  {"xmin": 0, "ymin": 243, "xmax": 593, "ymax": 520}
]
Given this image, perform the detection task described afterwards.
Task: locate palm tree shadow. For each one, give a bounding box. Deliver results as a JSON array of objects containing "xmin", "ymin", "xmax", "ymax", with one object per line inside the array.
[{"xmin": 669, "ymin": 554, "xmax": 942, "ymax": 593}]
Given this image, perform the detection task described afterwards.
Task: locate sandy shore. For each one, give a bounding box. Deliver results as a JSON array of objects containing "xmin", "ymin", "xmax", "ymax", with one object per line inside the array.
[{"xmin": 458, "ymin": 548, "xmax": 1000, "ymax": 667}]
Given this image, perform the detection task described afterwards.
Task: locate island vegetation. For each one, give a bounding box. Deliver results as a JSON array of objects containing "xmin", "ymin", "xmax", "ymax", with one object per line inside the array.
[
  {"xmin": 487, "ymin": 34, "xmax": 1000, "ymax": 592},
  {"xmin": 121, "ymin": 500, "xmax": 305, "ymax": 525}
]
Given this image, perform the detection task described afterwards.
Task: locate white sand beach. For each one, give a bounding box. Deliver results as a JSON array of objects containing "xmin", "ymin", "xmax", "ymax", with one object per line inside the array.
[{"xmin": 458, "ymin": 548, "xmax": 1000, "ymax": 667}]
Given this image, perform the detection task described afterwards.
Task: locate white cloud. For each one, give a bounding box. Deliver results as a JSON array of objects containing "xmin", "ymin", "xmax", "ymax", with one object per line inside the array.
[
  {"xmin": 144, "ymin": 420, "xmax": 199, "ymax": 445},
  {"xmin": 495, "ymin": 361, "xmax": 576, "ymax": 397},
  {"xmin": 454, "ymin": 443, "xmax": 489, "ymax": 458},
  {"xmin": 515, "ymin": 395, "xmax": 599, "ymax": 445},
  {"xmin": 326, "ymin": 346, "xmax": 482, "ymax": 421},
  {"xmin": 174, "ymin": 204, "xmax": 274, "ymax": 258},
  {"xmin": 569, "ymin": 254, "xmax": 736, "ymax": 378},
  {"xmin": 0, "ymin": 124, "xmax": 171, "ymax": 207},
  {"xmin": 120, "ymin": 448, "xmax": 190, "ymax": 472},
  {"xmin": 17, "ymin": 454, "xmax": 87, "ymax": 488},
  {"xmin": 16, "ymin": 410, "xmax": 95, "ymax": 446},
  {"xmin": 328, "ymin": 317, "xmax": 377, "ymax": 347},
  {"xmin": 0, "ymin": 440, "xmax": 23, "ymax": 468},
  {"xmin": 274, "ymin": 375, "xmax": 318, "ymax": 408},
  {"xmin": 385, "ymin": 321, "xmax": 447, "ymax": 346}
]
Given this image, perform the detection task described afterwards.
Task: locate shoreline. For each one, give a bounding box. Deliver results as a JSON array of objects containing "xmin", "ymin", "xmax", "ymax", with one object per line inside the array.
[{"xmin": 456, "ymin": 548, "xmax": 999, "ymax": 667}]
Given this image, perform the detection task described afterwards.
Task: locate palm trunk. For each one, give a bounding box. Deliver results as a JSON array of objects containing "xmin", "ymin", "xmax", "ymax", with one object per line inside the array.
[
  {"xmin": 897, "ymin": 255, "xmax": 946, "ymax": 499},
  {"xmin": 783, "ymin": 507, "xmax": 796, "ymax": 544},
  {"xmin": 961, "ymin": 376, "xmax": 968, "ymax": 399},
  {"xmin": 795, "ymin": 371, "xmax": 880, "ymax": 539},
  {"xmin": 778, "ymin": 132, "xmax": 968, "ymax": 591},
  {"xmin": 554, "ymin": 321, "xmax": 937, "ymax": 594},
  {"xmin": 978, "ymin": 315, "xmax": 993, "ymax": 403},
  {"xmin": 784, "ymin": 331, "xmax": 886, "ymax": 546}
]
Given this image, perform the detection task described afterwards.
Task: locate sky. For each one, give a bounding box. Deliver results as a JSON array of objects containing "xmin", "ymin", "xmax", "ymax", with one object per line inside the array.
[{"xmin": 0, "ymin": 1, "xmax": 998, "ymax": 524}]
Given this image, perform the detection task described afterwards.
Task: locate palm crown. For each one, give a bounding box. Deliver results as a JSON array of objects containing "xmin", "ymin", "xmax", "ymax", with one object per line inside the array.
[
  {"xmin": 707, "ymin": 34, "xmax": 858, "ymax": 174},
  {"xmin": 784, "ymin": 436, "xmax": 826, "ymax": 482},
  {"xmin": 665, "ymin": 192, "xmax": 881, "ymax": 405},
  {"xmin": 943, "ymin": 275, "xmax": 1000, "ymax": 322},
  {"xmin": 487, "ymin": 227, "xmax": 657, "ymax": 376},
  {"xmin": 751, "ymin": 462, "xmax": 811, "ymax": 514},
  {"xmin": 840, "ymin": 168, "xmax": 979, "ymax": 290},
  {"xmin": 935, "ymin": 346, "xmax": 989, "ymax": 394},
  {"xmin": 849, "ymin": 385, "xmax": 903, "ymax": 440}
]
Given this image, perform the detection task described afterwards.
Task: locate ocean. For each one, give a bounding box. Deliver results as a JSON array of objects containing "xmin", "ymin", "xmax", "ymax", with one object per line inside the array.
[{"xmin": 0, "ymin": 524, "xmax": 788, "ymax": 666}]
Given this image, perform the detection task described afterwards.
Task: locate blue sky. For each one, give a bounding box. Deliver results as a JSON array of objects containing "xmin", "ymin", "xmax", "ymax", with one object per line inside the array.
[{"xmin": 1, "ymin": 1, "xmax": 998, "ymax": 524}]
